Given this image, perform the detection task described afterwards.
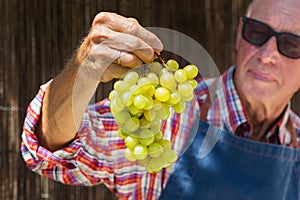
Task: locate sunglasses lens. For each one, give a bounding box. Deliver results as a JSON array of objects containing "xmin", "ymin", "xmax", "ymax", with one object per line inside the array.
[
  {"xmin": 242, "ymin": 17, "xmax": 300, "ymax": 59},
  {"xmin": 278, "ymin": 34, "xmax": 300, "ymax": 59},
  {"xmin": 242, "ymin": 19, "xmax": 271, "ymax": 46}
]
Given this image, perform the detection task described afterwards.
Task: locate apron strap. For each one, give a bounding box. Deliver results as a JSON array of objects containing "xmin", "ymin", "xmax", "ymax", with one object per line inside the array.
[
  {"xmin": 199, "ymin": 95, "xmax": 210, "ymax": 123},
  {"xmin": 199, "ymin": 79, "xmax": 218, "ymax": 122},
  {"xmin": 287, "ymin": 116, "xmax": 299, "ymax": 148}
]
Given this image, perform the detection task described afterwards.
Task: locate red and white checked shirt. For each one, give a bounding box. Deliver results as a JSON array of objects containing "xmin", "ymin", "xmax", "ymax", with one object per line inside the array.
[{"xmin": 21, "ymin": 66, "xmax": 300, "ymax": 200}]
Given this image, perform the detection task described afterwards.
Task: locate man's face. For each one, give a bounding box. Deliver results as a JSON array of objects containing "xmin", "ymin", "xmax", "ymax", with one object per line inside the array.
[{"xmin": 234, "ymin": 0, "xmax": 300, "ymax": 107}]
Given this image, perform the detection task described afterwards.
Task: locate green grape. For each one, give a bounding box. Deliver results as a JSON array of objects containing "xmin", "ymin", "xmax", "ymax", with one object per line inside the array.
[
  {"xmin": 113, "ymin": 110, "xmax": 131, "ymax": 125},
  {"xmin": 157, "ymin": 139, "xmax": 171, "ymax": 150},
  {"xmin": 166, "ymin": 59, "xmax": 179, "ymax": 71},
  {"xmin": 130, "ymin": 84, "xmax": 138, "ymax": 92},
  {"xmin": 149, "ymin": 61, "xmax": 163, "ymax": 74},
  {"xmin": 133, "ymin": 144, "xmax": 148, "ymax": 160},
  {"xmin": 140, "ymin": 117, "xmax": 151, "ymax": 129},
  {"xmin": 144, "ymin": 96, "xmax": 154, "ymax": 110},
  {"xmin": 124, "ymin": 71, "xmax": 139, "ymax": 85},
  {"xmin": 125, "ymin": 117, "xmax": 140, "ymax": 132},
  {"xmin": 189, "ymin": 79, "xmax": 198, "ymax": 89},
  {"xmin": 132, "ymin": 84, "xmax": 153, "ymax": 96},
  {"xmin": 153, "ymin": 100, "xmax": 163, "ymax": 110},
  {"xmin": 174, "ymin": 69, "xmax": 187, "ymax": 83},
  {"xmin": 149, "ymin": 119, "xmax": 161, "ymax": 130},
  {"xmin": 121, "ymin": 91, "xmax": 133, "ymax": 106},
  {"xmin": 156, "ymin": 103, "xmax": 170, "ymax": 120},
  {"xmin": 161, "ymin": 149, "xmax": 178, "ymax": 163},
  {"xmin": 118, "ymin": 129, "xmax": 128, "ymax": 139},
  {"xmin": 138, "ymin": 155, "xmax": 150, "ymax": 167},
  {"xmin": 138, "ymin": 77, "xmax": 151, "ymax": 86},
  {"xmin": 114, "ymin": 80, "xmax": 130, "ymax": 94},
  {"xmin": 146, "ymin": 72, "xmax": 159, "ymax": 87},
  {"xmin": 139, "ymin": 129, "xmax": 155, "ymax": 146},
  {"xmin": 109, "ymin": 90, "xmax": 119, "ymax": 101},
  {"xmin": 153, "ymin": 130, "xmax": 163, "ymax": 141},
  {"xmin": 160, "ymin": 72, "xmax": 176, "ymax": 90},
  {"xmin": 178, "ymin": 82, "xmax": 194, "ymax": 97},
  {"xmin": 124, "ymin": 147, "xmax": 137, "ymax": 162},
  {"xmin": 131, "ymin": 85, "xmax": 143, "ymax": 96},
  {"xmin": 128, "ymin": 104, "xmax": 140, "ymax": 115},
  {"xmin": 159, "ymin": 68, "xmax": 169, "ymax": 77},
  {"xmin": 143, "ymin": 109, "xmax": 157, "ymax": 121},
  {"xmin": 146, "ymin": 157, "xmax": 164, "ymax": 173},
  {"xmin": 148, "ymin": 143, "xmax": 163, "ymax": 158},
  {"xmin": 155, "ymin": 87, "xmax": 170, "ymax": 102},
  {"xmin": 131, "ymin": 109, "xmax": 143, "ymax": 118},
  {"xmin": 144, "ymin": 85, "xmax": 156, "ymax": 97},
  {"xmin": 167, "ymin": 92, "xmax": 182, "ymax": 105},
  {"xmin": 162, "ymin": 104, "xmax": 171, "ymax": 119},
  {"xmin": 173, "ymin": 99, "xmax": 186, "ymax": 113},
  {"xmin": 110, "ymin": 98, "xmax": 124, "ymax": 112},
  {"xmin": 133, "ymin": 95, "xmax": 146, "ymax": 109},
  {"xmin": 182, "ymin": 93, "xmax": 194, "ymax": 102},
  {"xmin": 125, "ymin": 135, "xmax": 139, "ymax": 148},
  {"xmin": 183, "ymin": 64, "xmax": 198, "ymax": 79}
]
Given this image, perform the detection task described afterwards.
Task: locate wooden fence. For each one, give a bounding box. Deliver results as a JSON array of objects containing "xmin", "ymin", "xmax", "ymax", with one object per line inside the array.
[{"xmin": 2, "ymin": 0, "xmax": 299, "ymax": 199}]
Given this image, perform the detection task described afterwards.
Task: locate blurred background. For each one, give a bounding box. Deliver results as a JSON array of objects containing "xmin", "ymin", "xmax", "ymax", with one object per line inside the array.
[{"xmin": 1, "ymin": 0, "xmax": 299, "ymax": 199}]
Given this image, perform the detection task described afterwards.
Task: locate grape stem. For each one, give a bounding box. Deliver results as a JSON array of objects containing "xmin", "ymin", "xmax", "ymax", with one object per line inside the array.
[{"xmin": 154, "ymin": 52, "xmax": 168, "ymax": 68}]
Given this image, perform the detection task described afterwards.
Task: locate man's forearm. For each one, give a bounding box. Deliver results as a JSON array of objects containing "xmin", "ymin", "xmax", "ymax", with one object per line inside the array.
[{"xmin": 36, "ymin": 56, "xmax": 99, "ymax": 152}]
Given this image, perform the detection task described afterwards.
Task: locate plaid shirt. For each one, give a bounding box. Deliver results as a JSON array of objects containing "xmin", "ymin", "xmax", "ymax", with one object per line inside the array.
[{"xmin": 21, "ymin": 66, "xmax": 300, "ymax": 200}]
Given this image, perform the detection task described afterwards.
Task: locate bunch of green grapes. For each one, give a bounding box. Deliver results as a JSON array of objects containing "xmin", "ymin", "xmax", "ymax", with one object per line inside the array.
[{"xmin": 109, "ymin": 59, "xmax": 198, "ymax": 173}]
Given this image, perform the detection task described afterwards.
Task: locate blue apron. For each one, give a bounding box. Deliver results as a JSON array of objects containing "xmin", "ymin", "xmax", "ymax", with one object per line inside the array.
[{"xmin": 159, "ymin": 121, "xmax": 300, "ymax": 200}]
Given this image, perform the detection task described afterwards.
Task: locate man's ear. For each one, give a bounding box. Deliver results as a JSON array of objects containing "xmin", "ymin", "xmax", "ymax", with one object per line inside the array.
[{"xmin": 235, "ymin": 17, "xmax": 243, "ymax": 52}]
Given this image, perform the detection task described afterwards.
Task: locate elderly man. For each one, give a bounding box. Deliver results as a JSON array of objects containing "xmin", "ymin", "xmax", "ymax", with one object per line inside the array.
[{"xmin": 21, "ymin": 0, "xmax": 300, "ymax": 199}]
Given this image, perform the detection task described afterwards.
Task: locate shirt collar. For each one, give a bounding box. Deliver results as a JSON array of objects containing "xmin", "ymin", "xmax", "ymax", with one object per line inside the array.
[
  {"xmin": 208, "ymin": 65, "xmax": 291, "ymax": 137},
  {"xmin": 208, "ymin": 66, "xmax": 248, "ymax": 133}
]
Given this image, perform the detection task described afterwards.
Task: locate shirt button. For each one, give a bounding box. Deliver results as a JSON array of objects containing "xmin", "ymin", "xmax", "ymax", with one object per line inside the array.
[{"xmin": 66, "ymin": 162, "xmax": 76, "ymax": 169}]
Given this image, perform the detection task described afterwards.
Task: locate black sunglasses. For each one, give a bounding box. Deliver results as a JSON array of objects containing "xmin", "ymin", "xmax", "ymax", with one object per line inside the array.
[{"xmin": 242, "ymin": 16, "xmax": 300, "ymax": 59}]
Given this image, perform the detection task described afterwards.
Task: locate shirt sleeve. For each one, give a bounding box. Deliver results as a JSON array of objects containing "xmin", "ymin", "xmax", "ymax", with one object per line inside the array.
[{"xmin": 20, "ymin": 81, "xmax": 144, "ymax": 189}]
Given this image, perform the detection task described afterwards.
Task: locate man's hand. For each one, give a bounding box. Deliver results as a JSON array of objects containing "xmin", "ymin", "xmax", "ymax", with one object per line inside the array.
[
  {"xmin": 36, "ymin": 12, "xmax": 163, "ymax": 151},
  {"xmin": 76, "ymin": 12, "xmax": 163, "ymax": 82}
]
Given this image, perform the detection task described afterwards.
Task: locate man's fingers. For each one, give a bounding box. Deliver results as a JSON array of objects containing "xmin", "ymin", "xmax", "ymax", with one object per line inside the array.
[
  {"xmin": 102, "ymin": 32, "xmax": 155, "ymax": 63},
  {"xmin": 99, "ymin": 63, "xmax": 132, "ymax": 82},
  {"xmin": 92, "ymin": 12, "xmax": 163, "ymax": 53},
  {"xmin": 89, "ymin": 44, "xmax": 144, "ymax": 68},
  {"xmin": 90, "ymin": 25, "xmax": 155, "ymax": 64},
  {"xmin": 117, "ymin": 51, "xmax": 144, "ymax": 67}
]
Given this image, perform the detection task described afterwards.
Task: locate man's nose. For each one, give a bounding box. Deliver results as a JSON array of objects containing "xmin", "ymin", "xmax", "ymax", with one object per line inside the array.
[{"xmin": 257, "ymin": 36, "xmax": 280, "ymax": 64}]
